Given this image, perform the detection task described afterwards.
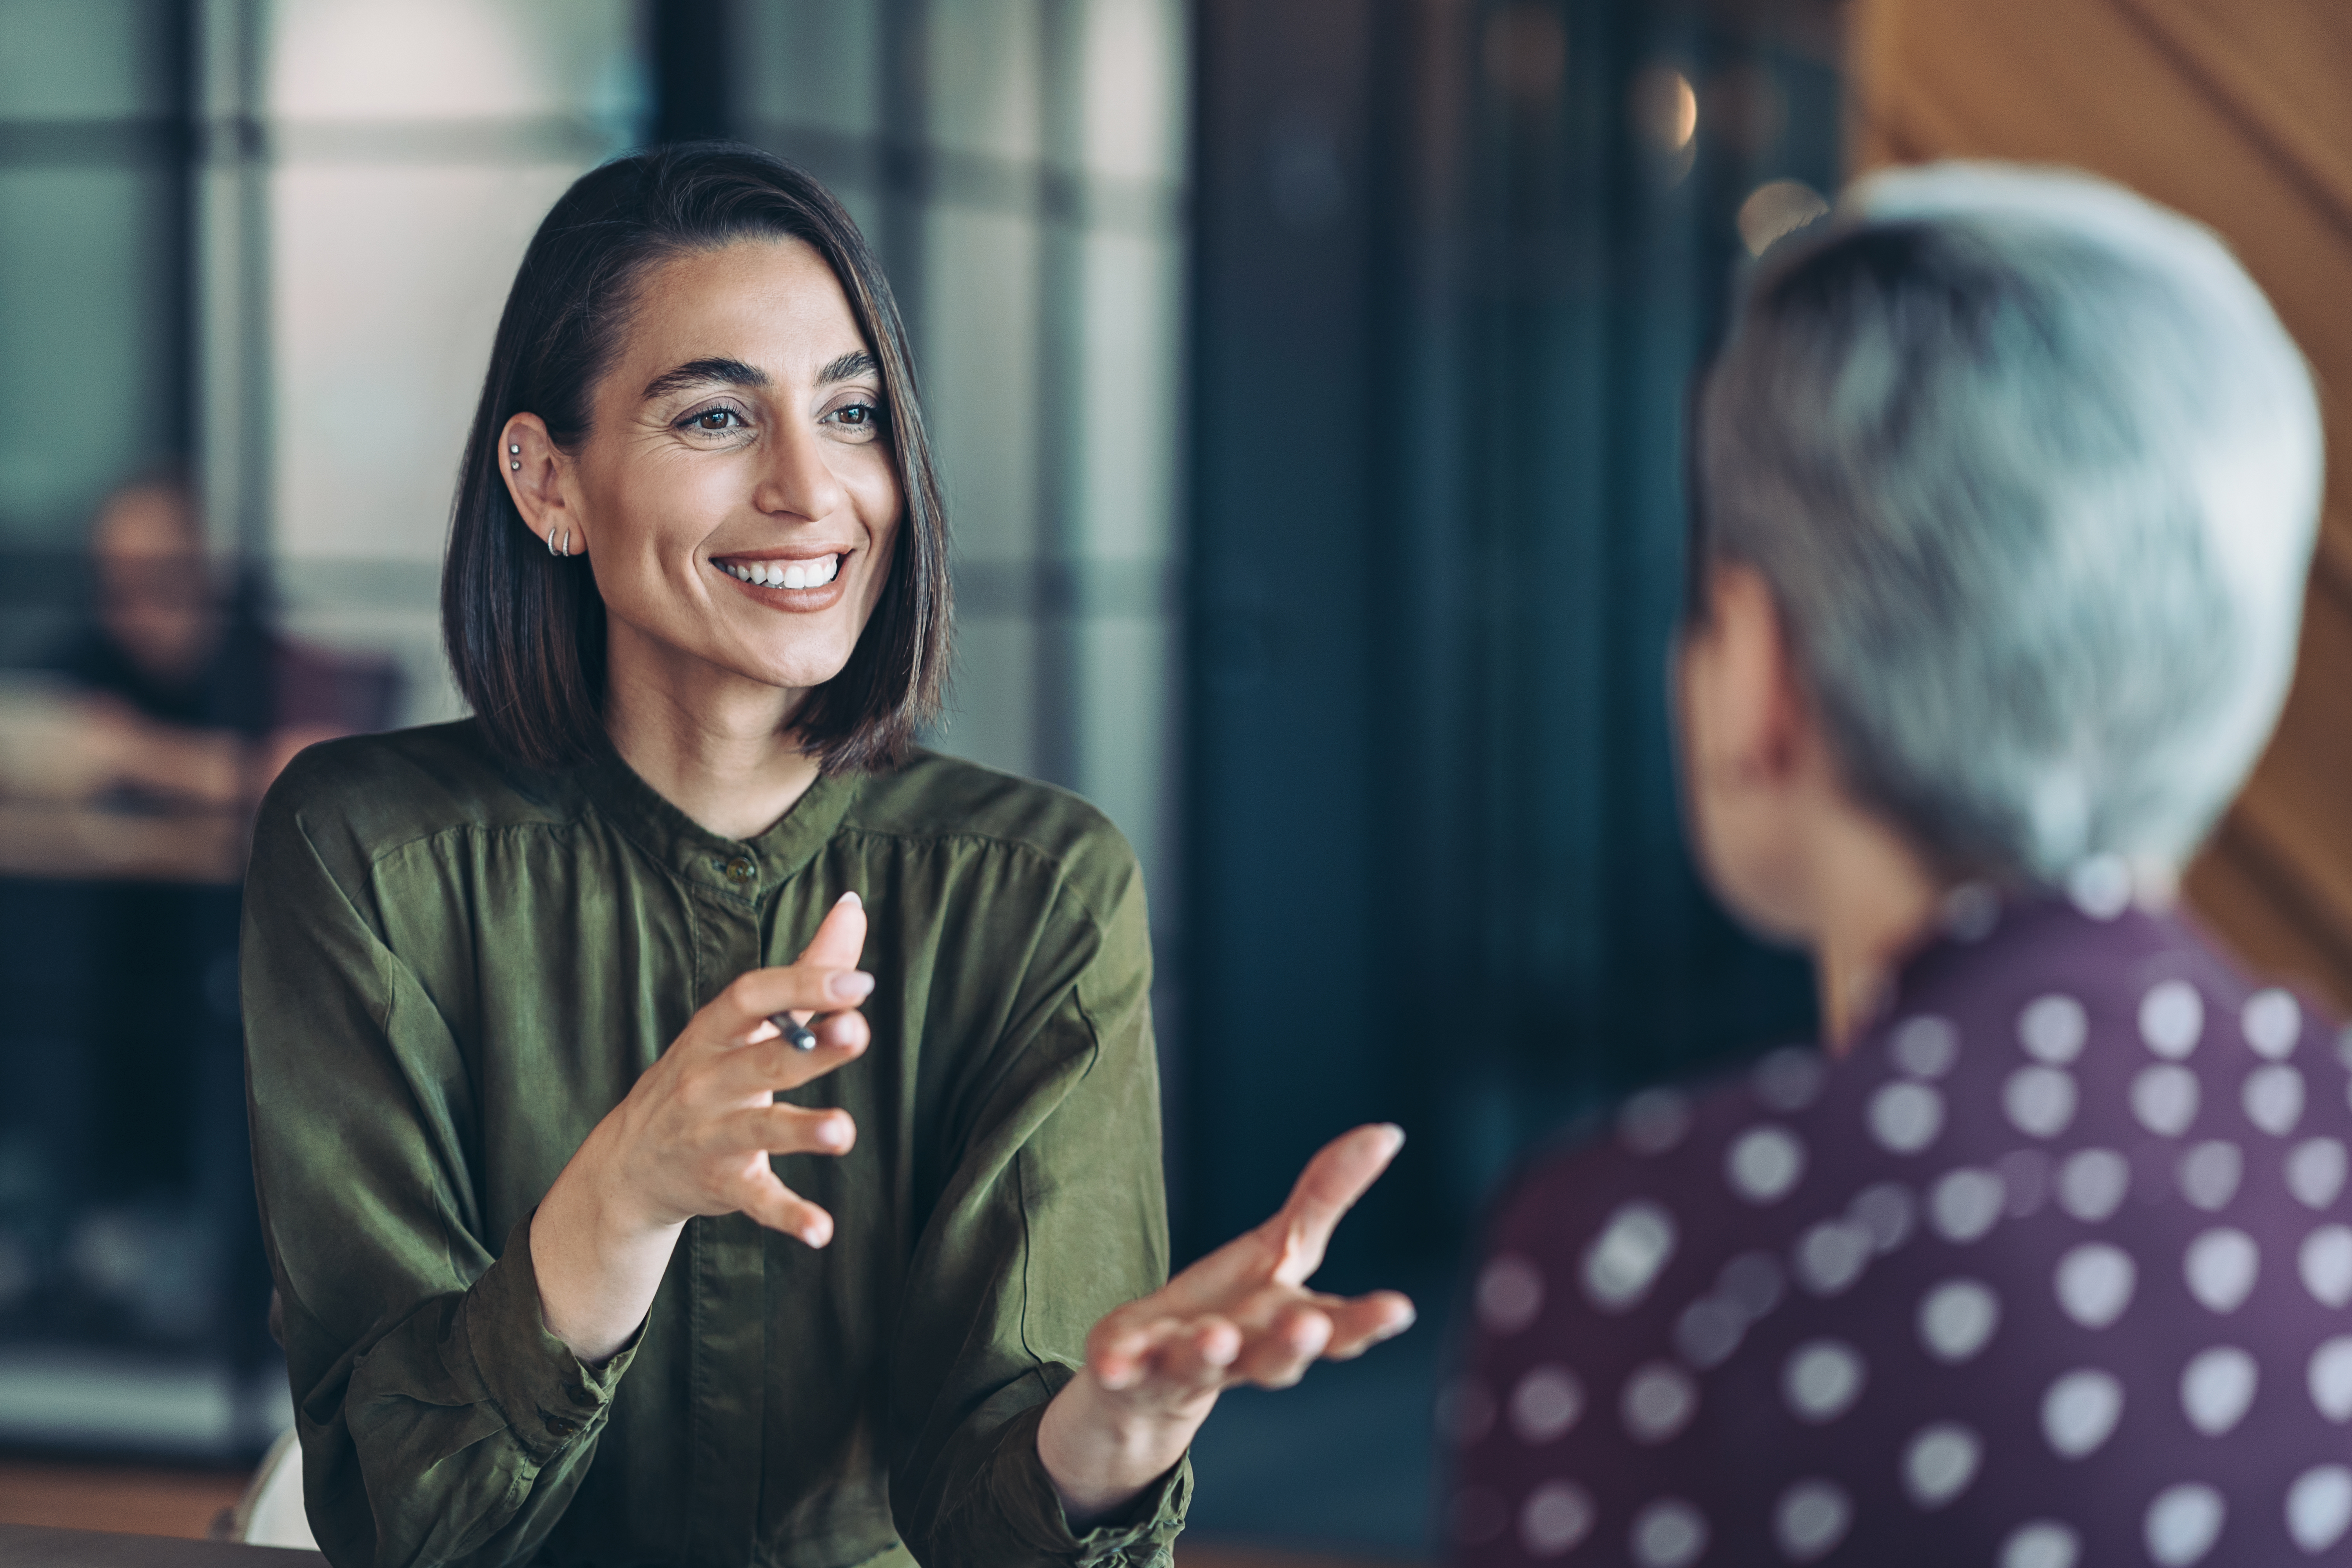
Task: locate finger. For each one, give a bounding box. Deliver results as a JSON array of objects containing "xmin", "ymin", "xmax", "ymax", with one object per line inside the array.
[
  {"xmin": 1088, "ymin": 1312, "xmax": 1187, "ymax": 1391},
  {"xmin": 1138, "ymin": 1317, "xmax": 1242, "ymax": 1393},
  {"xmin": 732, "ymin": 1168, "xmax": 835, "ymax": 1249},
  {"xmin": 712, "ymin": 965, "xmax": 875, "ymax": 1039},
  {"xmin": 1232, "ymin": 1303, "xmax": 1332, "ymax": 1389},
  {"xmin": 1143, "ymin": 1124, "xmax": 1408, "ymax": 1316},
  {"xmin": 795, "ymin": 891, "xmax": 869, "ymax": 969},
  {"xmin": 730, "ymin": 1102, "xmax": 857, "ymax": 1157},
  {"xmin": 1259, "ymin": 1123, "xmax": 1404, "ymax": 1287},
  {"xmin": 1318, "ymin": 1290, "xmax": 1418, "ymax": 1359},
  {"xmin": 710, "ymin": 1030, "xmax": 867, "ymax": 1098}
]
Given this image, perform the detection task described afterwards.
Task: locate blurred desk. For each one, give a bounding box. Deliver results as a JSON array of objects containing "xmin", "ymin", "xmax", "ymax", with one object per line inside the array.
[
  {"xmin": 0, "ymin": 1525, "xmax": 320, "ymax": 1564},
  {"xmin": 0, "ymin": 802, "xmax": 245, "ymax": 884}
]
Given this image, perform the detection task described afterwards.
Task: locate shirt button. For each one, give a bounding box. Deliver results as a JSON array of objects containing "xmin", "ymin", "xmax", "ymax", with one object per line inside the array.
[
  {"xmin": 543, "ymin": 1414, "xmax": 579, "ymax": 1437},
  {"xmin": 724, "ymin": 855, "xmax": 756, "ymax": 885}
]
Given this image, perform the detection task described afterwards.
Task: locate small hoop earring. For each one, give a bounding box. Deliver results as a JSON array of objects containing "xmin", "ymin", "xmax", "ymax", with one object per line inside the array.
[{"xmin": 546, "ymin": 527, "xmax": 574, "ymax": 558}]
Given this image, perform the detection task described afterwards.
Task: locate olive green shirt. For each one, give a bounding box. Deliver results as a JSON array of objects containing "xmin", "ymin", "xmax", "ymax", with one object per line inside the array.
[{"xmin": 241, "ymin": 721, "xmax": 1188, "ymax": 1568}]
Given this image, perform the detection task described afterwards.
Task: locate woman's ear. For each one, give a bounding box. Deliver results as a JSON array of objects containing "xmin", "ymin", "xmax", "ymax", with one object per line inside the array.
[
  {"xmin": 499, "ymin": 414, "xmax": 588, "ymax": 557},
  {"xmin": 1695, "ymin": 562, "xmax": 1805, "ymax": 789}
]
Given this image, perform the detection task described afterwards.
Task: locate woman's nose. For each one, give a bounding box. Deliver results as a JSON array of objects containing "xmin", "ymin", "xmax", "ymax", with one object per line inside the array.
[{"xmin": 755, "ymin": 414, "xmax": 850, "ymax": 523}]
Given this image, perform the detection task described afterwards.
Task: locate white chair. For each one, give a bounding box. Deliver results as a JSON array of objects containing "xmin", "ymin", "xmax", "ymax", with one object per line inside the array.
[{"xmin": 232, "ymin": 1425, "xmax": 321, "ymax": 1551}]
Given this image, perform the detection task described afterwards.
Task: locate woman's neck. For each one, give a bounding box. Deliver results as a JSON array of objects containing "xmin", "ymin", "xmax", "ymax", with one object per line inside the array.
[
  {"xmin": 1806, "ymin": 804, "xmax": 1946, "ymax": 1054},
  {"xmin": 603, "ymin": 622, "xmax": 821, "ymax": 842}
]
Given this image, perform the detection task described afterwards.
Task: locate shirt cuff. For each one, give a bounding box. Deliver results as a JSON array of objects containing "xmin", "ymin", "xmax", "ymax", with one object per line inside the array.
[
  {"xmin": 976, "ymin": 1401, "xmax": 1191, "ymax": 1567},
  {"xmin": 456, "ymin": 1211, "xmax": 643, "ymax": 1464}
]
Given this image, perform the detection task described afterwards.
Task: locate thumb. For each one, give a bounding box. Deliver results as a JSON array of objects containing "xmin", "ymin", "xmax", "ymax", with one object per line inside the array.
[{"xmin": 797, "ymin": 891, "xmax": 868, "ymax": 971}]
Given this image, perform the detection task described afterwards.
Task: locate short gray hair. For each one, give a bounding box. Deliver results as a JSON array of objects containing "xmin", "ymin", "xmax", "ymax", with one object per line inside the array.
[{"xmin": 1695, "ymin": 162, "xmax": 2322, "ymax": 882}]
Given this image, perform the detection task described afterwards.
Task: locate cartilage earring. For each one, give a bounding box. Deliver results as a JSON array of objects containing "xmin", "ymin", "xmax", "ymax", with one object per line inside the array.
[
  {"xmin": 509, "ymin": 443, "xmax": 521, "ymax": 472},
  {"xmin": 546, "ymin": 526, "xmax": 573, "ymax": 558}
]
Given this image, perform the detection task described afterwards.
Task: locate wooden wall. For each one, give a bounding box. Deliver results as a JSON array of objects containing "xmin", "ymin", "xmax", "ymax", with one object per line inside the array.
[{"xmin": 1850, "ymin": 0, "xmax": 2352, "ymax": 1009}]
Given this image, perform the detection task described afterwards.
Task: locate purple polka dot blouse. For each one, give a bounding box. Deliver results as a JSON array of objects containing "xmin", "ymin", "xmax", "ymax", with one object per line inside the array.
[{"xmin": 1447, "ymin": 894, "xmax": 2352, "ymax": 1567}]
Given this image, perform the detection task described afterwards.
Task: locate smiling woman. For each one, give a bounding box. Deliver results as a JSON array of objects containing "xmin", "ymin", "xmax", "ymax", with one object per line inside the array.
[{"xmin": 240, "ymin": 143, "xmax": 1412, "ymax": 1568}]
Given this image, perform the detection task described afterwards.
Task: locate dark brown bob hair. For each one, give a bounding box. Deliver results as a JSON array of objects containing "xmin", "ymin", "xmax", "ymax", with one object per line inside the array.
[{"xmin": 441, "ymin": 141, "xmax": 949, "ymax": 774}]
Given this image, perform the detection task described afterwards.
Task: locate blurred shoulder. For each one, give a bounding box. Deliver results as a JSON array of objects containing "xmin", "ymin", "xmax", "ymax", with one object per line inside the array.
[
  {"xmin": 258, "ymin": 719, "xmax": 580, "ymax": 876},
  {"xmin": 842, "ymin": 747, "xmax": 1141, "ymax": 912}
]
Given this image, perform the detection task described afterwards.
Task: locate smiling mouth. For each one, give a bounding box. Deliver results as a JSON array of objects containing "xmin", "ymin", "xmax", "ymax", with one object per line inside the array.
[{"xmin": 715, "ymin": 553, "xmax": 843, "ymax": 590}]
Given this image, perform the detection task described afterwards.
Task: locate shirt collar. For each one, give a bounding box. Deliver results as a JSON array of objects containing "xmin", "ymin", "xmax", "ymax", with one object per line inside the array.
[{"xmin": 583, "ymin": 750, "xmax": 859, "ymax": 902}]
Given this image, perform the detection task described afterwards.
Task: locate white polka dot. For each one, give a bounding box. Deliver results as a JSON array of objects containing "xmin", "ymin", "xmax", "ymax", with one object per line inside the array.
[
  {"xmin": 1674, "ymin": 1297, "xmax": 1744, "ymax": 1370},
  {"xmin": 2018, "ymin": 995, "xmax": 2088, "ymax": 1064},
  {"xmin": 2041, "ymin": 1367, "xmax": 2124, "ymax": 1458},
  {"xmin": 1478, "ymin": 1254, "xmax": 1546, "ymax": 1333},
  {"xmin": 1622, "ymin": 1361, "xmax": 1698, "ymax": 1444},
  {"xmin": 2288, "ymin": 1138, "xmax": 2348, "ymax": 1209},
  {"xmin": 1582, "ymin": 1203, "xmax": 1676, "ymax": 1312},
  {"xmin": 2000, "ymin": 1521, "xmax": 2080, "ymax": 1568},
  {"xmin": 2179, "ymin": 1345, "xmax": 2258, "ymax": 1436},
  {"xmin": 2177, "ymin": 1141, "xmax": 2242, "ymax": 1212},
  {"xmin": 1727, "ymin": 1126, "xmax": 1808, "ymax": 1205},
  {"xmin": 1902, "ymin": 1422, "xmax": 1982, "ymax": 1509},
  {"xmin": 2301, "ymin": 1225, "xmax": 2352, "ymax": 1308},
  {"xmin": 1507, "ymin": 1365, "xmax": 1583, "ymax": 1444},
  {"xmin": 1436, "ymin": 1375, "xmax": 1497, "ymax": 1446},
  {"xmin": 1630, "ymin": 1499, "xmax": 1708, "ymax": 1568},
  {"xmin": 1918, "ymin": 1278, "xmax": 2000, "ymax": 1363},
  {"xmin": 1848, "ymin": 1181, "xmax": 1916, "ymax": 1253},
  {"xmin": 1891, "ymin": 1015, "xmax": 1960, "ymax": 1078},
  {"xmin": 2142, "ymin": 980, "xmax": 2206, "ymax": 1059},
  {"xmin": 2068, "ymin": 853, "xmax": 2132, "ymax": 918},
  {"xmin": 2055, "ymin": 1242, "xmax": 2136, "ymax": 1329},
  {"xmin": 2185, "ymin": 1228, "xmax": 2259, "ymax": 1314},
  {"xmin": 2005, "ymin": 1066, "xmax": 2078, "ymax": 1138},
  {"xmin": 1868, "ymin": 1082, "xmax": 1945, "ymax": 1155},
  {"xmin": 1784, "ymin": 1339, "xmax": 1866, "ymax": 1424},
  {"xmin": 1718, "ymin": 1251, "xmax": 1785, "ymax": 1321},
  {"xmin": 2245, "ymin": 1065, "xmax": 2306, "ymax": 1137},
  {"xmin": 2287, "ymin": 1464, "xmax": 2352, "ymax": 1553},
  {"xmin": 1618, "ymin": 1088, "xmax": 1692, "ymax": 1155},
  {"xmin": 2057, "ymin": 1148, "xmax": 2131, "ymax": 1222},
  {"xmin": 1517, "ymin": 1479, "xmax": 1595, "ymax": 1557},
  {"xmin": 1930, "ymin": 1167, "xmax": 2005, "ymax": 1243},
  {"xmin": 2245, "ymin": 988, "xmax": 2303, "ymax": 1060},
  {"xmin": 1774, "ymin": 1479, "xmax": 1851, "ymax": 1562},
  {"xmin": 2308, "ymin": 1336, "xmax": 2352, "ymax": 1422},
  {"xmin": 1453, "ymin": 1485, "xmax": 1508, "ymax": 1545},
  {"xmin": 2145, "ymin": 1483, "xmax": 2226, "ymax": 1566},
  {"xmin": 1752, "ymin": 1047, "xmax": 1826, "ymax": 1111},
  {"xmin": 1792, "ymin": 1220, "xmax": 1872, "ymax": 1297},
  {"xmin": 2134, "ymin": 1065, "xmax": 2201, "ymax": 1137}
]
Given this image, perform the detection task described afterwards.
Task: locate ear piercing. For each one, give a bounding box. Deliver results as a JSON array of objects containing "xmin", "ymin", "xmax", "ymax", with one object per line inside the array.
[
  {"xmin": 509, "ymin": 443, "xmax": 521, "ymax": 471},
  {"xmin": 546, "ymin": 527, "xmax": 574, "ymax": 557}
]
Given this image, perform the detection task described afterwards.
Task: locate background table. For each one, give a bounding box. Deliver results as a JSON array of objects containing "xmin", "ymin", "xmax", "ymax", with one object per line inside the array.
[{"xmin": 0, "ymin": 1524, "xmax": 321, "ymax": 1565}]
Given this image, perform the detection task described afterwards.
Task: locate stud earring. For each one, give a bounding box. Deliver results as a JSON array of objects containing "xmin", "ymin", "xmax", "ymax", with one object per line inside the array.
[{"xmin": 509, "ymin": 443, "xmax": 521, "ymax": 472}]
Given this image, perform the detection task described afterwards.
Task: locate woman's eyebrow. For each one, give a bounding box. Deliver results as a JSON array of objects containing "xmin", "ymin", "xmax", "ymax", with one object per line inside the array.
[
  {"xmin": 642, "ymin": 356, "xmax": 769, "ymax": 400},
  {"xmin": 818, "ymin": 350, "xmax": 878, "ymax": 385}
]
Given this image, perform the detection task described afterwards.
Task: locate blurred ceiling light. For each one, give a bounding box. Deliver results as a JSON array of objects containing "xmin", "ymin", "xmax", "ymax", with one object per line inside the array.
[
  {"xmin": 1737, "ymin": 178, "xmax": 1831, "ymax": 256},
  {"xmin": 1630, "ymin": 65, "xmax": 1698, "ymax": 153},
  {"xmin": 1483, "ymin": 5, "xmax": 1567, "ymax": 101}
]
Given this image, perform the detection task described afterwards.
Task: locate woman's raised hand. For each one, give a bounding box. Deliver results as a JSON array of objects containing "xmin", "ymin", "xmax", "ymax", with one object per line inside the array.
[
  {"xmin": 531, "ymin": 891, "xmax": 871, "ymax": 1361},
  {"xmin": 1035, "ymin": 1123, "xmax": 1414, "ymax": 1523}
]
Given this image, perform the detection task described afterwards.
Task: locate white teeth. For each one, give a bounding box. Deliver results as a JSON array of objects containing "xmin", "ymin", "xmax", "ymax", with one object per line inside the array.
[{"xmin": 726, "ymin": 555, "xmax": 839, "ymax": 588}]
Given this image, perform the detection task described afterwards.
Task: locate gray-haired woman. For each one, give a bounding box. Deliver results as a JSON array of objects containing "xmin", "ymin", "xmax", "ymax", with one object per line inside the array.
[{"xmin": 1448, "ymin": 164, "xmax": 2331, "ymax": 1567}]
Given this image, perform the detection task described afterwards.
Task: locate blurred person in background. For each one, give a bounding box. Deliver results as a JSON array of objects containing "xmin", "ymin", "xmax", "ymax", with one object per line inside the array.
[
  {"xmin": 243, "ymin": 142, "xmax": 1412, "ymax": 1568},
  {"xmin": 1448, "ymin": 165, "xmax": 2333, "ymax": 1567},
  {"xmin": 0, "ymin": 475, "xmax": 388, "ymax": 1349}
]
